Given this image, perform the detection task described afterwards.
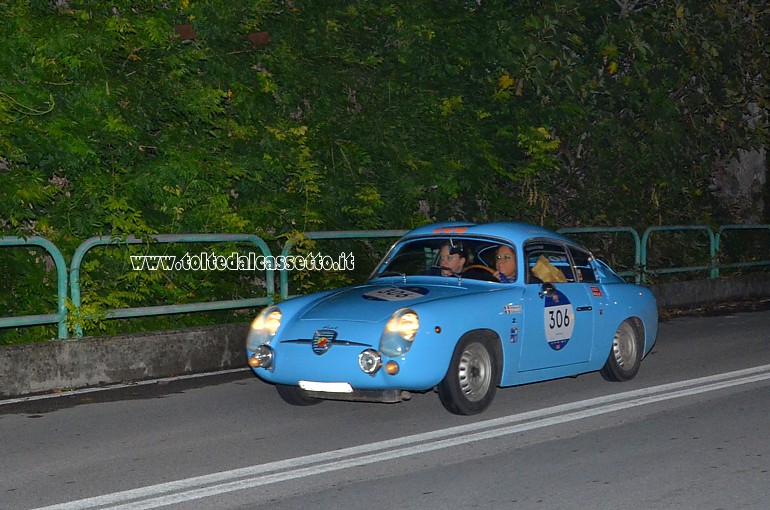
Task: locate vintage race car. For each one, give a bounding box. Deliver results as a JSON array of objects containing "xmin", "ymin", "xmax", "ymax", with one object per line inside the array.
[{"xmin": 246, "ymin": 222, "xmax": 658, "ymax": 415}]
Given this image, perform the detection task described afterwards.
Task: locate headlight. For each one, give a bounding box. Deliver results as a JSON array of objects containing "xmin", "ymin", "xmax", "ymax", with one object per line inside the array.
[
  {"xmin": 379, "ymin": 308, "xmax": 419, "ymax": 357},
  {"xmin": 247, "ymin": 306, "xmax": 282, "ymax": 351}
]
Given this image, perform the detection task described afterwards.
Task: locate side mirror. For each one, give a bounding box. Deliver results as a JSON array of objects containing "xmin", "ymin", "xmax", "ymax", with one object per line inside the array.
[{"xmin": 539, "ymin": 282, "xmax": 556, "ymax": 298}]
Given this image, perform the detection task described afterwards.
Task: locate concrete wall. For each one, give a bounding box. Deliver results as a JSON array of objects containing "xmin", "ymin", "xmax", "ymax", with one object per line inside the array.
[
  {"xmin": 2, "ymin": 273, "xmax": 769, "ymax": 398},
  {"xmin": 0, "ymin": 323, "xmax": 248, "ymax": 398},
  {"xmin": 652, "ymin": 273, "xmax": 770, "ymax": 310}
]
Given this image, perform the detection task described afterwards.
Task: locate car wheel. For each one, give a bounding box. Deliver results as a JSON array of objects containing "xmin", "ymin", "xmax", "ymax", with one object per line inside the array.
[
  {"xmin": 600, "ymin": 319, "xmax": 642, "ymax": 382},
  {"xmin": 275, "ymin": 384, "xmax": 323, "ymax": 406},
  {"xmin": 438, "ymin": 334, "xmax": 501, "ymax": 415}
]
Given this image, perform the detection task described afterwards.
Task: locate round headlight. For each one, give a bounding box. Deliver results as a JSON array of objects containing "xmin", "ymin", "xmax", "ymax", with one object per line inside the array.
[
  {"xmin": 379, "ymin": 308, "xmax": 419, "ymax": 357},
  {"xmin": 247, "ymin": 306, "xmax": 282, "ymax": 351}
]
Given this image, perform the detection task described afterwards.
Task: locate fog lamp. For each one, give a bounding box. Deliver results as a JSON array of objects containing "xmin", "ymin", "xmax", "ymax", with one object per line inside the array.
[
  {"xmin": 248, "ymin": 344, "xmax": 274, "ymax": 369},
  {"xmin": 358, "ymin": 349, "xmax": 382, "ymax": 375}
]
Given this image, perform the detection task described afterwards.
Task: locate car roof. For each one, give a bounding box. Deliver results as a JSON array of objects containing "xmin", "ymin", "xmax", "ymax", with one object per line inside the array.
[{"xmin": 402, "ymin": 221, "xmax": 575, "ymax": 247}]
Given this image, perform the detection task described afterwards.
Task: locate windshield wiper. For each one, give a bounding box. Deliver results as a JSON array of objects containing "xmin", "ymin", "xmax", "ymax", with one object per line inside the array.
[
  {"xmin": 372, "ymin": 271, "xmax": 407, "ymax": 282},
  {"xmin": 375, "ymin": 270, "xmax": 407, "ymax": 278}
]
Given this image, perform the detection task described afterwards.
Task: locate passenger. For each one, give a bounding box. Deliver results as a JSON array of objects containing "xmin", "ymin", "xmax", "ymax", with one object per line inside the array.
[
  {"xmin": 437, "ymin": 241, "xmax": 468, "ymax": 276},
  {"xmin": 494, "ymin": 245, "xmax": 517, "ymax": 283}
]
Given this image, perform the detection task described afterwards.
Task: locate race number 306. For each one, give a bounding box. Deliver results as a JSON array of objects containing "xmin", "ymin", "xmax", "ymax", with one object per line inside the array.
[{"xmin": 545, "ymin": 304, "xmax": 574, "ymax": 341}]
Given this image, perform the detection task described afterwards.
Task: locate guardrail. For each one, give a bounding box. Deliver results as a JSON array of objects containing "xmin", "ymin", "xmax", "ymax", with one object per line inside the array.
[
  {"xmin": 556, "ymin": 226, "xmax": 641, "ymax": 282},
  {"xmin": 69, "ymin": 234, "xmax": 275, "ymax": 338},
  {"xmin": 0, "ymin": 237, "xmax": 68, "ymax": 339},
  {"xmin": 1, "ymin": 224, "xmax": 769, "ymax": 339},
  {"xmin": 279, "ymin": 230, "xmax": 408, "ymax": 300},
  {"xmin": 641, "ymin": 225, "xmax": 717, "ymax": 281},
  {"xmin": 715, "ymin": 224, "xmax": 770, "ymax": 278}
]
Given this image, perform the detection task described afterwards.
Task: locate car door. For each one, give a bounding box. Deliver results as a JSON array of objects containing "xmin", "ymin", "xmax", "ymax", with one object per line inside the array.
[{"xmin": 518, "ymin": 240, "xmax": 596, "ymax": 371}]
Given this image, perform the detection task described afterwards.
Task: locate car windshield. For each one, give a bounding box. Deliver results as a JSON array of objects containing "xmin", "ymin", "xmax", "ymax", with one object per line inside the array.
[{"xmin": 370, "ymin": 237, "xmax": 515, "ymax": 283}]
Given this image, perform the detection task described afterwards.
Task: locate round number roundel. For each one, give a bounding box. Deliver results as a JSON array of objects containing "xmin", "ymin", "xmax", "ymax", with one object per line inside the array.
[
  {"xmin": 362, "ymin": 287, "xmax": 429, "ymax": 301},
  {"xmin": 543, "ymin": 290, "xmax": 574, "ymax": 350}
]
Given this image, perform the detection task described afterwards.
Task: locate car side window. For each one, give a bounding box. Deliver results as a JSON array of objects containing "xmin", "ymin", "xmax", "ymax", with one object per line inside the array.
[
  {"xmin": 524, "ymin": 241, "xmax": 575, "ymax": 284},
  {"xmin": 568, "ymin": 246, "xmax": 598, "ymax": 283}
]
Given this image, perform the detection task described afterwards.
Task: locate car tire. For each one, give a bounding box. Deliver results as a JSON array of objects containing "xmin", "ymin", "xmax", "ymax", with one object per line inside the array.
[
  {"xmin": 438, "ymin": 334, "xmax": 501, "ymax": 415},
  {"xmin": 600, "ymin": 319, "xmax": 643, "ymax": 382},
  {"xmin": 275, "ymin": 384, "xmax": 323, "ymax": 406}
]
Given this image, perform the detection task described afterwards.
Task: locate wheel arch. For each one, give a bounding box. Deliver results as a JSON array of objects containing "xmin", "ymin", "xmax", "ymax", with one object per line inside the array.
[
  {"xmin": 437, "ymin": 327, "xmax": 504, "ymax": 415},
  {"xmin": 453, "ymin": 328, "xmax": 504, "ymax": 382},
  {"xmin": 600, "ymin": 316, "xmax": 645, "ymax": 382},
  {"xmin": 625, "ymin": 315, "xmax": 656, "ymax": 357},
  {"xmin": 627, "ymin": 316, "xmax": 644, "ymax": 339}
]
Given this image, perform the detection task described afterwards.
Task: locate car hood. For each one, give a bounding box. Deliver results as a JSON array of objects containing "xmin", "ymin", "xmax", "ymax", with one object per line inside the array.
[{"xmin": 298, "ymin": 282, "xmax": 473, "ymax": 323}]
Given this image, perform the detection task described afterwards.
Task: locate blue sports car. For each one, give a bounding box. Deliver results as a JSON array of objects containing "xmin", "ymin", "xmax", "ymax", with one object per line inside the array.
[{"xmin": 246, "ymin": 222, "xmax": 658, "ymax": 415}]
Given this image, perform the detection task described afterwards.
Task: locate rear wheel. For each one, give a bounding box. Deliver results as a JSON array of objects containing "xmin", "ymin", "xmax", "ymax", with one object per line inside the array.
[
  {"xmin": 600, "ymin": 319, "xmax": 643, "ymax": 382},
  {"xmin": 438, "ymin": 334, "xmax": 501, "ymax": 415},
  {"xmin": 275, "ymin": 384, "xmax": 322, "ymax": 406}
]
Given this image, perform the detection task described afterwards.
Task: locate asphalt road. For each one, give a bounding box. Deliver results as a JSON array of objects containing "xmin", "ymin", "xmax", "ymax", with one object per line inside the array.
[{"xmin": 2, "ymin": 310, "xmax": 770, "ymax": 510}]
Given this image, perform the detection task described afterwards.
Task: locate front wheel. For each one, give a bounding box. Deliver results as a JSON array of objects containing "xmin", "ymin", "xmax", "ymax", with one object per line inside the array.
[
  {"xmin": 275, "ymin": 384, "xmax": 323, "ymax": 406},
  {"xmin": 600, "ymin": 319, "xmax": 643, "ymax": 382},
  {"xmin": 438, "ymin": 334, "xmax": 501, "ymax": 415}
]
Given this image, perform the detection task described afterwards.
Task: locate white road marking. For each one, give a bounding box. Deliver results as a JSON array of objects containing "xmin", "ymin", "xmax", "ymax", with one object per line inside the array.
[{"xmin": 33, "ymin": 364, "xmax": 770, "ymax": 510}]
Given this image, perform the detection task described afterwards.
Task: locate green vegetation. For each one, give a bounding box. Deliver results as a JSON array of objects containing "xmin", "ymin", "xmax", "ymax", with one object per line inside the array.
[{"xmin": 1, "ymin": 1, "xmax": 768, "ymax": 342}]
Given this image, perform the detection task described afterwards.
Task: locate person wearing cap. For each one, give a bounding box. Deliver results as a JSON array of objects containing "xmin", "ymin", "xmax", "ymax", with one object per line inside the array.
[{"xmin": 437, "ymin": 241, "xmax": 468, "ymax": 276}]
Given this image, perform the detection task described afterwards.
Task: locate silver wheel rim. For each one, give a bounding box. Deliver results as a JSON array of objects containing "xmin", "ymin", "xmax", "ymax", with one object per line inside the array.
[
  {"xmin": 612, "ymin": 322, "xmax": 638, "ymax": 368},
  {"xmin": 457, "ymin": 342, "xmax": 492, "ymax": 402}
]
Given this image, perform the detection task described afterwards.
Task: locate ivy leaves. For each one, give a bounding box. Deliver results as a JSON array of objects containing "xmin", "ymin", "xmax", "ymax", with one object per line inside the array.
[{"xmin": 0, "ymin": 1, "xmax": 767, "ymax": 342}]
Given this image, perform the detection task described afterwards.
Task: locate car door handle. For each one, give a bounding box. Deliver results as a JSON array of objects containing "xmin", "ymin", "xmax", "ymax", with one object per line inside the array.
[{"xmin": 575, "ymin": 306, "xmax": 593, "ymax": 312}]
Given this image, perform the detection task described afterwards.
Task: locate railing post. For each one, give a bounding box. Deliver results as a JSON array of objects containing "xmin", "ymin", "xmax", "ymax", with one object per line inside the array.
[
  {"xmin": 641, "ymin": 225, "xmax": 716, "ymax": 283},
  {"xmin": 69, "ymin": 234, "xmax": 274, "ymax": 337},
  {"xmin": 715, "ymin": 224, "xmax": 770, "ymax": 278},
  {"xmin": 0, "ymin": 236, "xmax": 69, "ymax": 339}
]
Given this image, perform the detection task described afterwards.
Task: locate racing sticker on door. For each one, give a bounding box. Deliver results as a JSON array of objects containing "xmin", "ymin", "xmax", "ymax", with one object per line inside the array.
[{"xmin": 544, "ymin": 290, "xmax": 575, "ymax": 350}]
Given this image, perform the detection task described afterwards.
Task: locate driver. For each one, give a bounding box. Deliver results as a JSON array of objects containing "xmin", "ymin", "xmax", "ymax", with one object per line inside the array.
[{"xmin": 437, "ymin": 241, "xmax": 468, "ymax": 276}]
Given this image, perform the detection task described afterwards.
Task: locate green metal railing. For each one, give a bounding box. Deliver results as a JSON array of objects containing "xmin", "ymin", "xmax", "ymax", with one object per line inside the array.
[
  {"xmin": 2, "ymin": 224, "xmax": 769, "ymax": 340},
  {"xmin": 641, "ymin": 225, "xmax": 717, "ymax": 281},
  {"xmin": 559, "ymin": 225, "xmax": 770, "ymax": 283},
  {"xmin": 70, "ymin": 234, "xmax": 275, "ymax": 337},
  {"xmin": 0, "ymin": 237, "xmax": 68, "ymax": 339},
  {"xmin": 279, "ymin": 230, "xmax": 408, "ymax": 300},
  {"xmin": 715, "ymin": 224, "xmax": 770, "ymax": 278},
  {"xmin": 557, "ymin": 226, "xmax": 641, "ymax": 282}
]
